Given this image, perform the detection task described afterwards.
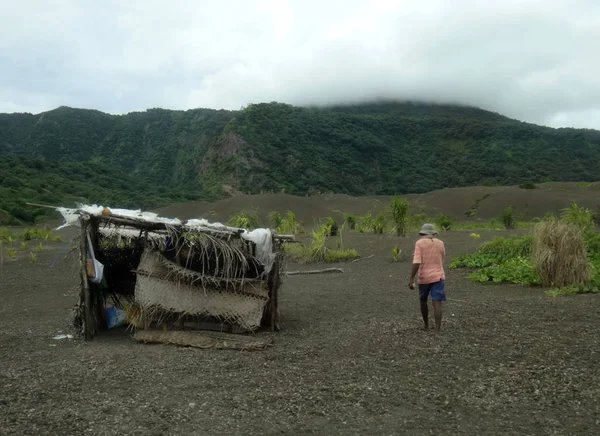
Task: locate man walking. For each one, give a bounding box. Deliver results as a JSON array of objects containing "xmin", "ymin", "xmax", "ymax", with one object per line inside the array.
[{"xmin": 409, "ymin": 223, "xmax": 446, "ymax": 331}]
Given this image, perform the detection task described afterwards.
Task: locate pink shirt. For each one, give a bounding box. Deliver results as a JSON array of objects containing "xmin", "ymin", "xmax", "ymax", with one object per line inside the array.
[{"xmin": 413, "ymin": 236, "xmax": 446, "ymax": 284}]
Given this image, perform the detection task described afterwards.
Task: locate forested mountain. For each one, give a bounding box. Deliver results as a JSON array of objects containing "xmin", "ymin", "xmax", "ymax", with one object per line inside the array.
[{"xmin": 1, "ymin": 101, "xmax": 600, "ymax": 224}]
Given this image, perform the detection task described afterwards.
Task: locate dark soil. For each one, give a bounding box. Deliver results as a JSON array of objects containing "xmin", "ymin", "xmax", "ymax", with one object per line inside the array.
[{"xmin": 1, "ymin": 228, "xmax": 599, "ymax": 435}]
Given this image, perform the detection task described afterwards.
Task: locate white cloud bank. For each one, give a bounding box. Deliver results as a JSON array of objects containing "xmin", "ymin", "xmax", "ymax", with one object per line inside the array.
[{"xmin": 1, "ymin": 0, "xmax": 599, "ymax": 128}]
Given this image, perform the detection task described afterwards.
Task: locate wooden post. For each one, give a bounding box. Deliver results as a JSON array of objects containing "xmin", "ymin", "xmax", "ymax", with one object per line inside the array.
[
  {"xmin": 79, "ymin": 217, "xmax": 93, "ymax": 340},
  {"xmin": 270, "ymin": 254, "xmax": 280, "ymax": 332}
]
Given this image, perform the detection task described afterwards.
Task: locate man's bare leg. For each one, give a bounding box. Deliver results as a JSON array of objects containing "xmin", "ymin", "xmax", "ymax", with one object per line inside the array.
[
  {"xmin": 432, "ymin": 301, "xmax": 442, "ymax": 331},
  {"xmin": 420, "ymin": 298, "xmax": 429, "ymax": 329}
]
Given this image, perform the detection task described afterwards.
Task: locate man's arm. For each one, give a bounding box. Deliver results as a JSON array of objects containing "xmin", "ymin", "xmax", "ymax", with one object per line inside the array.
[{"xmin": 409, "ymin": 263, "xmax": 420, "ymax": 289}]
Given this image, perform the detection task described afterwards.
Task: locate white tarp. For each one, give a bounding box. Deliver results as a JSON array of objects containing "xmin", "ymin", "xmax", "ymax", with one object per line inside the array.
[{"xmin": 56, "ymin": 204, "xmax": 276, "ymax": 273}]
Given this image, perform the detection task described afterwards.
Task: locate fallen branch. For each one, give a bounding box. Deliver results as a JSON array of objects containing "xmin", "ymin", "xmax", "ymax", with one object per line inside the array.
[
  {"xmin": 285, "ymin": 268, "xmax": 344, "ymax": 276},
  {"xmin": 351, "ymin": 254, "xmax": 374, "ymax": 263}
]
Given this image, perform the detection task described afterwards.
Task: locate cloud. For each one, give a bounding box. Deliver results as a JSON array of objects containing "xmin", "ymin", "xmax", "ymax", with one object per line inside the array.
[{"xmin": 0, "ymin": 0, "xmax": 599, "ymax": 129}]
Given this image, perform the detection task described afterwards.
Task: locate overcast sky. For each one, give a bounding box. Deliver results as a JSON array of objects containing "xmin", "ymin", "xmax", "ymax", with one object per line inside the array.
[{"xmin": 1, "ymin": 0, "xmax": 599, "ymax": 129}]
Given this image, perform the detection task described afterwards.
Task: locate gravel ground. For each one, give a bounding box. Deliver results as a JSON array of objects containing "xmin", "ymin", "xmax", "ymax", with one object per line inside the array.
[{"xmin": 1, "ymin": 230, "xmax": 599, "ymax": 435}]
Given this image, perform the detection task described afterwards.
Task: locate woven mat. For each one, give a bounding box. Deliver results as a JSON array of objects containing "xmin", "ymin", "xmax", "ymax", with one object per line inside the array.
[{"xmin": 133, "ymin": 330, "xmax": 273, "ymax": 351}]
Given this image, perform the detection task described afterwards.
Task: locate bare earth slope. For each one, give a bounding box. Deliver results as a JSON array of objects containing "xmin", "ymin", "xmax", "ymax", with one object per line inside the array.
[
  {"xmin": 159, "ymin": 182, "xmax": 600, "ymax": 225},
  {"xmin": 1, "ymin": 228, "xmax": 599, "ymax": 435}
]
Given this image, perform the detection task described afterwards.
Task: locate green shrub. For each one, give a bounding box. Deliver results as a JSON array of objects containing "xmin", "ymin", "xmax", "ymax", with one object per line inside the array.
[
  {"xmin": 373, "ymin": 214, "xmax": 386, "ymax": 234},
  {"xmin": 501, "ymin": 206, "xmax": 516, "ymax": 229},
  {"xmin": 269, "ymin": 211, "xmax": 302, "ymax": 234},
  {"xmin": 320, "ymin": 217, "xmax": 338, "ymax": 236},
  {"xmin": 227, "ymin": 210, "xmax": 261, "ymax": 230},
  {"xmin": 468, "ymin": 257, "xmax": 541, "ymax": 285},
  {"xmin": 560, "ymin": 203, "xmax": 595, "ymax": 232},
  {"xmin": 389, "ymin": 197, "xmax": 410, "ymax": 237},
  {"xmin": 281, "ymin": 224, "xmax": 359, "ymax": 263},
  {"xmin": 268, "ymin": 211, "xmax": 283, "ymax": 229},
  {"xmin": 392, "ymin": 246, "xmax": 400, "ymax": 262},
  {"xmin": 435, "ymin": 214, "xmax": 452, "ymax": 231},
  {"xmin": 344, "ymin": 214, "xmax": 357, "ymax": 230},
  {"xmin": 358, "ymin": 213, "xmax": 373, "ymax": 233}
]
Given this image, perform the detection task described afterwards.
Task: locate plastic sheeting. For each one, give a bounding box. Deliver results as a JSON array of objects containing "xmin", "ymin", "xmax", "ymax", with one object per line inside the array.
[{"xmin": 56, "ymin": 204, "xmax": 276, "ymax": 273}]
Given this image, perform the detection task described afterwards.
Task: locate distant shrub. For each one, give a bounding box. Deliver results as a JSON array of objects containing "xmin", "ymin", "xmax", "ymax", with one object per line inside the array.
[
  {"xmin": 358, "ymin": 213, "xmax": 373, "ymax": 233},
  {"xmin": 435, "ymin": 214, "xmax": 452, "ymax": 231},
  {"xmin": 501, "ymin": 206, "xmax": 516, "ymax": 229},
  {"xmin": 282, "ymin": 223, "xmax": 359, "ymax": 263},
  {"xmin": 373, "ymin": 214, "xmax": 386, "ymax": 234},
  {"xmin": 560, "ymin": 203, "xmax": 594, "ymax": 232},
  {"xmin": 269, "ymin": 211, "xmax": 302, "ymax": 234},
  {"xmin": 320, "ymin": 217, "xmax": 338, "ymax": 236},
  {"xmin": 344, "ymin": 214, "xmax": 357, "ymax": 230},
  {"xmin": 519, "ymin": 182, "xmax": 537, "ymax": 189},
  {"xmin": 227, "ymin": 210, "xmax": 261, "ymax": 230},
  {"xmin": 389, "ymin": 197, "xmax": 410, "ymax": 237}
]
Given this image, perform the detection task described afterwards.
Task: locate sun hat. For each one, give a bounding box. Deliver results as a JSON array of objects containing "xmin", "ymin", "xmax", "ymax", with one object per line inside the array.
[{"xmin": 418, "ymin": 223, "xmax": 438, "ymax": 236}]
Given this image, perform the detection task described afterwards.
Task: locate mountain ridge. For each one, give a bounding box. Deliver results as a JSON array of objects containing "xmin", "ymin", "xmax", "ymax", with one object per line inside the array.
[{"xmin": 1, "ymin": 100, "xmax": 600, "ymax": 223}]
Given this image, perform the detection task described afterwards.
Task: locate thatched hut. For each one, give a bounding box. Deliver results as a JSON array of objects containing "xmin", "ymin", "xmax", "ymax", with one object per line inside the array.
[{"xmin": 56, "ymin": 205, "xmax": 288, "ymax": 342}]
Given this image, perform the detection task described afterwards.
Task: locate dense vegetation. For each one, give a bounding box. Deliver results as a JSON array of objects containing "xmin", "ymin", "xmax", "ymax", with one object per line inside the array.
[
  {"xmin": 451, "ymin": 204, "xmax": 600, "ymax": 296},
  {"xmin": 2, "ymin": 101, "xmax": 600, "ymax": 223}
]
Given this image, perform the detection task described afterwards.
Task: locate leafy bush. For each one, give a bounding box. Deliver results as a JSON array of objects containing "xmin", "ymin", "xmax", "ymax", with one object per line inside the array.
[
  {"xmin": 501, "ymin": 206, "xmax": 516, "ymax": 229},
  {"xmin": 451, "ymin": 236, "xmax": 536, "ymax": 285},
  {"xmin": 227, "ymin": 210, "xmax": 261, "ymax": 230},
  {"xmin": 560, "ymin": 203, "xmax": 595, "ymax": 232},
  {"xmin": 373, "ymin": 214, "xmax": 386, "ymax": 234},
  {"xmin": 468, "ymin": 257, "xmax": 541, "ymax": 285},
  {"xmin": 269, "ymin": 211, "xmax": 302, "ymax": 234},
  {"xmin": 358, "ymin": 213, "xmax": 373, "ymax": 233},
  {"xmin": 282, "ymin": 223, "xmax": 359, "ymax": 263},
  {"xmin": 435, "ymin": 214, "xmax": 452, "ymax": 231},
  {"xmin": 344, "ymin": 214, "xmax": 357, "ymax": 230},
  {"xmin": 268, "ymin": 211, "xmax": 283, "ymax": 230},
  {"xmin": 389, "ymin": 197, "xmax": 410, "ymax": 237},
  {"xmin": 545, "ymin": 284, "xmax": 600, "ymax": 297},
  {"xmin": 320, "ymin": 217, "xmax": 338, "ymax": 236}
]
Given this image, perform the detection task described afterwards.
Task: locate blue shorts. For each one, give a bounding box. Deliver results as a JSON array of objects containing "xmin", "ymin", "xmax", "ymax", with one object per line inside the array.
[{"xmin": 419, "ymin": 280, "xmax": 446, "ymax": 302}]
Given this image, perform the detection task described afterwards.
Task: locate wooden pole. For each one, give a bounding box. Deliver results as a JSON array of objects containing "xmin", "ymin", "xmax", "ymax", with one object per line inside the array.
[
  {"xmin": 270, "ymin": 255, "xmax": 279, "ymax": 332},
  {"xmin": 285, "ymin": 268, "xmax": 344, "ymax": 275},
  {"xmin": 79, "ymin": 217, "xmax": 93, "ymax": 340}
]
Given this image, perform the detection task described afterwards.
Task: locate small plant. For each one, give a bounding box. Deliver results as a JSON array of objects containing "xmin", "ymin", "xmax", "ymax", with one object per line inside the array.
[
  {"xmin": 470, "ymin": 233, "xmax": 481, "ymax": 240},
  {"xmin": 373, "ymin": 214, "xmax": 386, "ymax": 234},
  {"xmin": 560, "ymin": 203, "xmax": 594, "ymax": 232},
  {"xmin": 36, "ymin": 242, "xmax": 43, "ymax": 252},
  {"xmin": 358, "ymin": 213, "xmax": 373, "ymax": 233},
  {"xmin": 435, "ymin": 214, "xmax": 452, "ymax": 231},
  {"xmin": 7, "ymin": 236, "xmax": 14, "ymax": 246},
  {"xmin": 227, "ymin": 210, "xmax": 261, "ymax": 230},
  {"xmin": 389, "ymin": 197, "xmax": 410, "ymax": 237},
  {"xmin": 501, "ymin": 206, "xmax": 516, "ymax": 229},
  {"xmin": 20, "ymin": 242, "xmax": 27, "ymax": 250},
  {"xmin": 268, "ymin": 211, "xmax": 283, "ymax": 230},
  {"xmin": 321, "ymin": 217, "xmax": 338, "ymax": 236},
  {"xmin": 29, "ymin": 252, "xmax": 37, "ymax": 265},
  {"xmin": 344, "ymin": 214, "xmax": 357, "ymax": 230},
  {"xmin": 392, "ymin": 246, "xmax": 401, "ymax": 262},
  {"xmin": 6, "ymin": 247, "xmax": 17, "ymax": 260}
]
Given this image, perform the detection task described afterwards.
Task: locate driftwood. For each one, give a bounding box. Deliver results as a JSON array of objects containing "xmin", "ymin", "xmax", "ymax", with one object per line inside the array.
[
  {"xmin": 285, "ymin": 268, "xmax": 344, "ymax": 276},
  {"xmin": 351, "ymin": 254, "xmax": 374, "ymax": 263}
]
